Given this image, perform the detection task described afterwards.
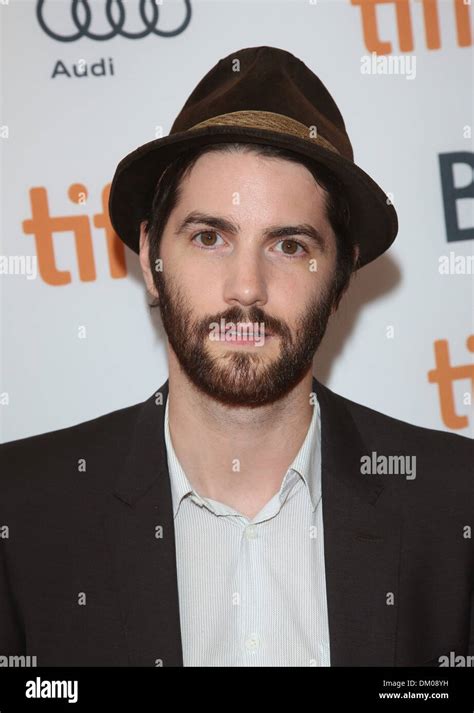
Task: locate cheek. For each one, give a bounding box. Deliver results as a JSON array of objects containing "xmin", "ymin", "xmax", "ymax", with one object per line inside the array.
[
  {"xmin": 269, "ymin": 262, "xmax": 333, "ymax": 320},
  {"xmin": 190, "ymin": 276, "xmax": 220, "ymax": 312},
  {"xmin": 166, "ymin": 252, "xmax": 223, "ymax": 313},
  {"xmin": 270, "ymin": 259, "xmax": 328, "ymax": 297}
]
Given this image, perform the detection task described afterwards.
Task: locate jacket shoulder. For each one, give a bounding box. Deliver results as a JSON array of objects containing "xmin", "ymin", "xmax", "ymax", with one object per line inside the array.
[
  {"xmin": 339, "ymin": 389, "xmax": 472, "ymax": 445},
  {"xmin": 0, "ymin": 398, "xmax": 145, "ymax": 501},
  {"xmin": 1, "ymin": 399, "xmax": 143, "ymax": 450},
  {"xmin": 331, "ymin": 388, "xmax": 473, "ymax": 484}
]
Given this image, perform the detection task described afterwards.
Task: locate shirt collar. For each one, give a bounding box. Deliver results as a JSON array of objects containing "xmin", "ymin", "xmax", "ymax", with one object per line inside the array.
[{"xmin": 164, "ymin": 389, "xmax": 322, "ymax": 519}]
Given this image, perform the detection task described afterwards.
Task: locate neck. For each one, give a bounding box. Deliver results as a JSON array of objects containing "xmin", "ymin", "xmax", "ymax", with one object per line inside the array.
[{"xmin": 166, "ymin": 350, "xmax": 315, "ymax": 520}]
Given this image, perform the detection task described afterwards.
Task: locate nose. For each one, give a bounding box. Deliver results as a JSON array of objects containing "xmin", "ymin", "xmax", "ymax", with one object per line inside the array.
[{"xmin": 222, "ymin": 244, "xmax": 268, "ymax": 309}]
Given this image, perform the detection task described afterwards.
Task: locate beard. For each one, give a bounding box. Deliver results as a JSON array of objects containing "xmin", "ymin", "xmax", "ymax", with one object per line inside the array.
[{"xmin": 153, "ymin": 268, "xmax": 336, "ymax": 408}]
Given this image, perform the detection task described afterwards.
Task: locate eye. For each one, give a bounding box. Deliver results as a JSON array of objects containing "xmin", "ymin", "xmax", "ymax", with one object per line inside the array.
[
  {"xmin": 191, "ymin": 230, "xmax": 225, "ymax": 249},
  {"xmin": 274, "ymin": 239, "xmax": 308, "ymax": 257}
]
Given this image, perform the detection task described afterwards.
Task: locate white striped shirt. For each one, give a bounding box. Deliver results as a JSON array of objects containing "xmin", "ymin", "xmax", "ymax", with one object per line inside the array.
[{"xmin": 164, "ymin": 391, "xmax": 331, "ymax": 667}]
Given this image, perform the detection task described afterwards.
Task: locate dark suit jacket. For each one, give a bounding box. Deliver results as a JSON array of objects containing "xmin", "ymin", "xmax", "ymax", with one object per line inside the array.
[{"xmin": 0, "ymin": 377, "xmax": 473, "ymax": 667}]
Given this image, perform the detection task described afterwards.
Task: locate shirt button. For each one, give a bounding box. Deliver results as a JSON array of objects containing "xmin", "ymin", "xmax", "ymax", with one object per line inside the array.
[
  {"xmin": 244, "ymin": 524, "xmax": 258, "ymax": 539},
  {"xmin": 245, "ymin": 633, "xmax": 260, "ymax": 651}
]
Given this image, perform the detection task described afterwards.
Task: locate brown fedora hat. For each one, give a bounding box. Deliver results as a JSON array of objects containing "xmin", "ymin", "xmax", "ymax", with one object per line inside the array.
[{"xmin": 108, "ymin": 45, "xmax": 398, "ymax": 269}]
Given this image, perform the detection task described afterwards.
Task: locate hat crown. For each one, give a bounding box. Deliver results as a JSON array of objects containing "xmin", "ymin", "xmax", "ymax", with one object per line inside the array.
[{"xmin": 170, "ymin": 46, "xmax": 354, "ymax": 161}]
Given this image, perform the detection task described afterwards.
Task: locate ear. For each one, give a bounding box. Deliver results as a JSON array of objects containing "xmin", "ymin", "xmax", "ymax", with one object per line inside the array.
[{"xmin": 138, "ymin": 221, "xmax": 159, "ymax": 300}]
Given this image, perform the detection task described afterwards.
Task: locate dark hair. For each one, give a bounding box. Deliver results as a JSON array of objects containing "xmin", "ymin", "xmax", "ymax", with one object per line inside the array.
[{"xmin": 143, "ymin": 142, "xmax": 359, "ymax": 310}]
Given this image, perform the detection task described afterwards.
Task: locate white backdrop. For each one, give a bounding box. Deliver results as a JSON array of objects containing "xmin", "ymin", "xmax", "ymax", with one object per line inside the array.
[{"xmin": 1, "ymin": 0, "xmax": 473, "ymax": 443}]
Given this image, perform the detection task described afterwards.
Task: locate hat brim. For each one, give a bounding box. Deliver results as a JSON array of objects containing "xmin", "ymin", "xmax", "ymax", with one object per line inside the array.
[{"xmin": 108, "ymin": 124, "xmax": 398, "ymax": 269}]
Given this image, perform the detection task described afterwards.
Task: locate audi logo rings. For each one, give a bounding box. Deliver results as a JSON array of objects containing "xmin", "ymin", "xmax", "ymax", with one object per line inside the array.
[{"xmin": 36, "ymin": 0, "xmax": 192, "ymax": 41}]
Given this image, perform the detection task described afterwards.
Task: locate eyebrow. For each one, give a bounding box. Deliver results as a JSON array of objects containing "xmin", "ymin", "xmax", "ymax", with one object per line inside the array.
[{"xmin": 174, "ymin": 211, "xmax": 327, "ymax": 253}]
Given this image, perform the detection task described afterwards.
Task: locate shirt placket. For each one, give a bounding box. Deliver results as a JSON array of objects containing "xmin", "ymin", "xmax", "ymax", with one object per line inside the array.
[{"xmin": 235, "ymin": 516, "xmax": 266, "ymax": 666}]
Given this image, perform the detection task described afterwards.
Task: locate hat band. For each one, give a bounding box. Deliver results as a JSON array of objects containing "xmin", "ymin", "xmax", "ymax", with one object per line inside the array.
[{"xmin": 188, "ymin": 110, "xmax": 341, "ymax": 156}]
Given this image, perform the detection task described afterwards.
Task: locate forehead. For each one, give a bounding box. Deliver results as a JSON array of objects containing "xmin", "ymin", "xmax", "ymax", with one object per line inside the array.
[{"xmin": 176, "ymin": 150, "xmax": 330, "ymax": 224}]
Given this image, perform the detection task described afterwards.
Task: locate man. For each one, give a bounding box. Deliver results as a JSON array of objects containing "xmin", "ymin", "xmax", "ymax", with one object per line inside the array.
[{"xmin": 0, "ymin": 46, "xmax": 473, "ymax": 667}]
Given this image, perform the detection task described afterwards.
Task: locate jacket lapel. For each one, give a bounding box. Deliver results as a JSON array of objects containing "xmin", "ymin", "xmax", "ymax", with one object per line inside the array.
[
  {"xmin": 313, "ymin": 377, "xmax": 402, "ymax": 666},
  {"xmin": 102, "ymin": 379, "xmax": 183, "ymax": 666},
  {"xmin": 103, "ymin": 375, "xmax": 401, "ymax": 667}
]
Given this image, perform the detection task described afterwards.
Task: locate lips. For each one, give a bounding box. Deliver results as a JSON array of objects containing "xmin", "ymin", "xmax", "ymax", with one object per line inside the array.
[
  {"xmin": 224, "ymin": 332, "xmax": 273, "ymax": 339},
  {"xmin": 214, "ymin": 331, "xmax": 274, "ymax": 342}
]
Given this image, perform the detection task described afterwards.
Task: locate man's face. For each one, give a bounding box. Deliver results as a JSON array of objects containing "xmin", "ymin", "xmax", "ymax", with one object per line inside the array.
[{"xmin": 140, "ymin": 150, "xmax": 339, "ymax": 407}]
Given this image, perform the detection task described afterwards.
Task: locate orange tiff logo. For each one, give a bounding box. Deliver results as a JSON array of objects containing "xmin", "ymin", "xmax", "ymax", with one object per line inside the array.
[
  {"xmin": 351, "ymin": 0, "xmax": 472, "ymax": 53},
  {"xmin": 22, "ymin": 183, "xmax": 126, "ymax": 284},
  {"xmin": 428, "ymin": 335, "xmax": 474, "ymax": 430}
]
